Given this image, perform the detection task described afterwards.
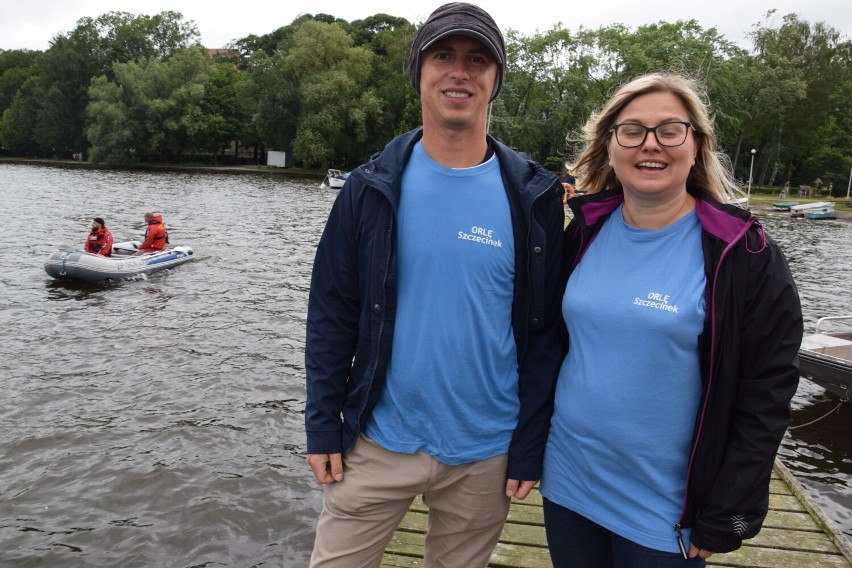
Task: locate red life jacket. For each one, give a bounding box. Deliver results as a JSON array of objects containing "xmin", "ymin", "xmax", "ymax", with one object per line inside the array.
[
  {"xmin": 140, "ymin": 215, "xmax": 168, "ymax": 252},
  {"xmin": 85, "ymin": 227, "xmax": 113, "ymax": 256}
]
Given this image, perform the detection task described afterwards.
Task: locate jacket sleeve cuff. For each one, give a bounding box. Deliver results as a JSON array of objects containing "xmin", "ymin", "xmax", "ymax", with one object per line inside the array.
[
  {"xmin": 690, "ymin": 522, "xmax": 744, "ymax": 554},
  {"xmin": 306, "ymin": 429, "xmax": 343, "ymax": 455},
  {"xmin": 507, "ymin": 454, "xmax": 542, "ymax": 482}
]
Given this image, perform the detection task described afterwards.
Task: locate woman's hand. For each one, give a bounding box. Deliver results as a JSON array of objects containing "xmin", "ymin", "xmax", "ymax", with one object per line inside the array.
[
  {"xmin": 689, "ymin": 544, "xmax": 714, "ymax": 559},
  {"xmin": 505, "ymin": 479, "xmax": 537, "ymax": 500}
]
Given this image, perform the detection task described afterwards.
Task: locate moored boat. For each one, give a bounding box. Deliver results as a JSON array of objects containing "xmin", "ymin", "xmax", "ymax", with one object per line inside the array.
[
  {"xmin": 772, "ymin": 201, "xmax": 799, "ymax": 211},
  {"xmin": 799, "ymin": 315, "xmax": 852, "ymax": 399},
  {"xmin": 804, "ymin": 208, "xmax": 836, "ymax": 220},
  {"xmin": 323, "ymin": 169, "xmax": 349, "ymax": 189},
  {"xmin": 44, "ymin": 241, "xmax": 195, "ymax": 283},
  {"xmin": 790, "ymin": 201, "xmax": 835, "ymax": 218}
]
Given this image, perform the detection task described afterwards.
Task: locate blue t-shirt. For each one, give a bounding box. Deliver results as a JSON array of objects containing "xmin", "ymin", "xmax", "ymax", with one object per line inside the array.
[
  {"xmin": 365, "ymin": 142, "xmax": 518, "ymax": 465},
  {"xmin": 541, "ymin": 204, "xmax": 706, "ymax": 553}
]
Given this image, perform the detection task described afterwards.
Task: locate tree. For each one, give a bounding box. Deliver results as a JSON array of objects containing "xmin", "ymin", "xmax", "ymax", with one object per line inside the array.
[
  {"xmin": 32, "ymin": 35, "xmax": 94, "ymax": 155},
  {"xmin": 349, "ymin": 14, "xmax": 416, "ymax": 144},
  {"xmin": 197, "ymin": 61, "xmax": 254, "ymax": 163},
  {"xmin": 70, "ymin": 11, "xmax": 201, "ymax": 78},
  {"xmin": 3, "ymin": 8, "xmax": 849, "ymax": 175},
  {"xmin": 740, "ymin": 13, "xmax": 851, "ymax": 186},
  {"xmin": 0, "ymin": 50, "xmax": 42, "ymax": 154},
  {"xmin": 283, "ymin": 20, "xmax": 379, "ymax": 167},
  {"xmin": 797, "ymin": 78, "xmax": 852, "ymax": 193},
  {"xmin": 0, "ymin": 80, "xmax": 40, "ymax": 154},
  {"xmin": 86, "ymin": 47, "xmax": 210, "ymax": 163},
  {"xmin": 491, "ymin": 20, "xmax": 743, "ymax": 166},
  {"xmin": 0, "ymin": 49, "xmax": 41, "ymax": 117},
  {"xmin": 6, "ymin": 11, "xmax": 202, "ymax": 158},
  {"xmin": 493, "ymin": 26, "xmax": 597, "ymax": 164},
  {"xmin": 85, "ymin": 75, "xmax": 136, "ymax": 163},
  {"xmin": 244, "ymin": 49, "xmax": 300, "ymax": 153},
  {"xmin": 237, "ymin": 15, "xmax": 342, "ymax": 155}
]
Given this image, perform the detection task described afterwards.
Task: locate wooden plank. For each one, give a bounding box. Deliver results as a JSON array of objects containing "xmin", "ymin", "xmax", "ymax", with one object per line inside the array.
[
  {"xmin": 412, "ymin": 498, "xmax": 544, "ymax": 526},
  {"xmin": 774, "ymin": 459, "xmax": 852, "ymax": 564},
  {"xmin": 491, "ymin": 521, "xmax": 548, "ymax": 547},
  {"xmin": 381, "ymin": 553, "xmax": 425, "ymax": 567},
  {"xmin": 762, "ymin": 509, "xmax": 824, "ymax": 531},
  {"xmin": 385, "ymin": 536, "xmax": 850, "ymax": 568},
  {"xmin": 516, "ymin": 489, "xmax": 544, "ymax": 506},
  {"xmin": 741, "ymin": 527, "xmax": 847, "ymax": 554},
  {"xmin": 770, "ymin": 492, "xmax": 807, "ymax": 512},
  {"xmin": 410, "ymin": 490, "xmax": 546, "ymax": 509},
  {"xmin": 389, "ymin": 512, "xmax": 844, "ymax": 566},
  {"xmin": 396, "ymin": 510, "xmax": 427, "ymax": 532},
  {"xmin": 384, "ymin": 530, "xmax": 429, "ymax": 558},
  {"xmin": 384, "ymin": 531, "xmax": 551, "ymax": 568},
  {"xmin": 504, "ymin": 504, "xmax": 547, "ymax": 526},
  {"xmin": 769, "ymin": 478, "xmax": 793, "ymax": 495},
  {"xmin": 709, "ymin": 545, "xmax": 849, "ymax": 567},
  {"xmin": 383, "ymin": 462, "xmax": 852, "ymax": 567},
  {"xmin": 486, "ymin": 542, "xmax": 552, "ymax": 568}
]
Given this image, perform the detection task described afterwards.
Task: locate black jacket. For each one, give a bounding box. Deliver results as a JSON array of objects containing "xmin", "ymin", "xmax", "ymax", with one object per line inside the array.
[
  {"xmin": 305, "ymin": 128, "xmax": 565, "ymax": 481},
  {"xmin": 564, "ymin": 186, "xmax": 802, "ymax": 553}
]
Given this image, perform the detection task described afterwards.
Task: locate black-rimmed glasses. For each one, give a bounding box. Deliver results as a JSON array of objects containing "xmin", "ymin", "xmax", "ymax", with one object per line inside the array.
[{"xmin": 610, "ymin": 121, "xmax": 693, "ymax": 148}]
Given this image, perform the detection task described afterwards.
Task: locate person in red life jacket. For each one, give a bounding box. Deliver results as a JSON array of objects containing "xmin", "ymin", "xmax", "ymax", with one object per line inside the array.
[
  {"xmin": 562, "ymin": 181, "xmax": 575, "ymax": 204},
  {"xmin": 85, "ymin": 217, "xmax": 113, "ymax": 256},
  {"xmin": 136, "ymin": 212, "xmax": 168, "ymax": 254}
]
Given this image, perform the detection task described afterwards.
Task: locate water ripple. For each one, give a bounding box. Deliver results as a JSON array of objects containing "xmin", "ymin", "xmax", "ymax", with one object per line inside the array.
[{"xmin": 0, "ymin": 165, "xmax": 326, "ymax": 565}]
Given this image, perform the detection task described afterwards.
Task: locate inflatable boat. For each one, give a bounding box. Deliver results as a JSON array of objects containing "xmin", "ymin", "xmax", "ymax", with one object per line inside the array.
[{"xmin": 44, "ymin": 241, "xmax": 195, "ymax": 283}]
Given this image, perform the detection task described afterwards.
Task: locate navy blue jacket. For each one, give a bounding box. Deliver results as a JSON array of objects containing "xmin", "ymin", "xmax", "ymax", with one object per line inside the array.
[
  {"xmin": 564, "ymin": 186, "xmax": 802, "ymax": 553},
  {"xmin": 305, "ymin": 128, "xmax": 565, "ymax": 481}
]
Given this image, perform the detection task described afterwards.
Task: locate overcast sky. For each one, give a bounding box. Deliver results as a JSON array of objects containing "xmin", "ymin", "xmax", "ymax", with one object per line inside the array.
[{"xmin": 2, "ymin": 0, "xmax": 849, "ymax": 52}]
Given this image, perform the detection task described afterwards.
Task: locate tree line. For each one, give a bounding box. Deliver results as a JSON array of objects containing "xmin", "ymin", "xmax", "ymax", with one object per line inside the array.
[{"xmin": 0, "ymin": 10, "xmax": 850, "ymax": 191}]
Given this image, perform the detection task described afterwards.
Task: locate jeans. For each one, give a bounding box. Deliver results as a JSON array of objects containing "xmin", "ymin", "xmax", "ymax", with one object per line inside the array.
[{"xmin": 543, "ymin": 497, "xmax": 707, "ymax": 568}]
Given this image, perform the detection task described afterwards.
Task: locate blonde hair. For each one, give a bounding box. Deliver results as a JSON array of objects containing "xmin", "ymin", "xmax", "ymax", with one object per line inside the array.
[{"xmin": 569, "ymin": 73, "xmax": 741, "ymax": 202}]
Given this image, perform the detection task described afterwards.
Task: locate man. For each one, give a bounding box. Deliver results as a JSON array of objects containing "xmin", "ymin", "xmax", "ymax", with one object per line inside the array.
[
  {"xmin": 304, "ymin": 3, "xmax": 565, "ymax": 566},
  {"xmin": 138, "ymin": 212, "xmax": 167, "ymax": 253},
  {"xmin": 85, "ymin": 217, "xmax": 113, "ymax": 256}
]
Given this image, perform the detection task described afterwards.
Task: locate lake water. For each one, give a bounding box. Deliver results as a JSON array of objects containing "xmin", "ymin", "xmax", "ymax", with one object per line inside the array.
[{"xmin": 0, "ymin": 163, "xmax": 849, "ymax": 566}]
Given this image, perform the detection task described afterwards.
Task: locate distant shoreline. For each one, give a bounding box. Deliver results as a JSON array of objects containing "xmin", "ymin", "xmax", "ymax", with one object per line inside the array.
[{"xmin": 5, "ymin": 157, "xmax": 851, "ymax": 223}]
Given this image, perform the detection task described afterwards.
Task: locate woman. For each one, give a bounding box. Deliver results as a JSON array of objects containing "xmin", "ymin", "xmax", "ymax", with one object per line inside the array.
[{"xmin": 541, "ymin": 73, "xmax": 802, "ymax": 567}]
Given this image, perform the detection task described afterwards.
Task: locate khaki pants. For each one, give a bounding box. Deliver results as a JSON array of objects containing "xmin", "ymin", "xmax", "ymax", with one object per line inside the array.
[{"xmin": 310, "ymin": 434, "xmax": 510, "ymax": 568}]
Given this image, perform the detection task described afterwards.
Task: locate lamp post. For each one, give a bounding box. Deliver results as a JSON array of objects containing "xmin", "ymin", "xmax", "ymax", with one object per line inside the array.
[
  {"xmin": 847, "ymin": 163, "xmax": 851, "ymax": 199},
  {"xmin": 747, "ymin": 148, "xmax": 756, "ymax": 198}
]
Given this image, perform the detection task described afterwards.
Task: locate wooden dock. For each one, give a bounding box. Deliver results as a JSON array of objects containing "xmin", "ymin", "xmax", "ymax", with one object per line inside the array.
[{"xmin": 382, "ymin": 459, "xmax": 852, "ymax": 567}]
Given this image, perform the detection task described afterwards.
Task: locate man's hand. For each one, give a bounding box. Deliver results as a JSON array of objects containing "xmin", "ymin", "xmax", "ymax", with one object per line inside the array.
[
  {"xmin": 307, "ymin": 453, "xmax": 344, "ymax": 484},
  {"xmin": 505, "ymin": 479, "xmax": 537, "ymax": 500}
]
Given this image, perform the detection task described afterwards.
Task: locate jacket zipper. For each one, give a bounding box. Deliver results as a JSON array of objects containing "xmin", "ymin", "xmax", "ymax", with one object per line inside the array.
[
  {"xmin": 675, "ymin": 523, "xmax": 688, "ymax": 559},
  {"xmin": 524, "ymin": 179, "xmax": 558, "ymax": 343},
  {"xmin": 674, "ymin": 219, "xmax": 755, "ymax": 549},
  {"xmin": 357, "ymin": 216, "xmax": 395, "ymax": 434}
]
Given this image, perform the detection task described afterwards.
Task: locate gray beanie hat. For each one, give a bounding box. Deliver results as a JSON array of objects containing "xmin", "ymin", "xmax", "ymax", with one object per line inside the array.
[{"xmin": 408, "ymin": 2, "xmax": 506, "ymax": 103}]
